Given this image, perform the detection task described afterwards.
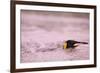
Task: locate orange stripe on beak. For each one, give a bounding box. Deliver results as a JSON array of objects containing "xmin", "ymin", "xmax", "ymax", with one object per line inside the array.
[{"xmin": 74, "ymin": 44, "xmax": 78, "ymax": 47}]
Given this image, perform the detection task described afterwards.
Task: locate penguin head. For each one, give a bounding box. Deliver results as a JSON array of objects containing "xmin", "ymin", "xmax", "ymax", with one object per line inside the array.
[
  {"xmin": 63, "ymin": 40, "xmax": 88, "ymax": 50},
  {"xmin": 65, "ymin": 40, "xmax": 79, "ymax": 48}
]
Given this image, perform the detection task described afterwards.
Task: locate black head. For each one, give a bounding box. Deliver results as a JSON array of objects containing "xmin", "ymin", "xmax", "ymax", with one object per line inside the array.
[{"xmin": 65, "ymin": 40, "xmax": 79, "ymax": 48}]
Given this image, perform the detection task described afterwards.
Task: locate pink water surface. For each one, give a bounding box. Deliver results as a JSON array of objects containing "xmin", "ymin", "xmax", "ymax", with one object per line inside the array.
[{"xmin": 20, "ymin": 10, "xmax": 89, "ymax": 63}]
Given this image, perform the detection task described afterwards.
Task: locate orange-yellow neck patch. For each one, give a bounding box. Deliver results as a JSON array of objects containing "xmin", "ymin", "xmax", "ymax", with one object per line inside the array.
[{"xmin": 63, "ymin": 42, "xmax": 67, "ymax": 49}]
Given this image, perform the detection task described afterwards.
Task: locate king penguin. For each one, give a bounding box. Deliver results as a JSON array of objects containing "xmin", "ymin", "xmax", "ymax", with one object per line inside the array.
[{"xmin": 63, "ymin": 40, "xmax": 88, "ymax": 50}]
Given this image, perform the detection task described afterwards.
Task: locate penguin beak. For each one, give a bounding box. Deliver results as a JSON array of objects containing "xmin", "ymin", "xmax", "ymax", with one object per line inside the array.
[{"xmin": 74, "ymin": 43, "xmax": 78, "ymax": 47}]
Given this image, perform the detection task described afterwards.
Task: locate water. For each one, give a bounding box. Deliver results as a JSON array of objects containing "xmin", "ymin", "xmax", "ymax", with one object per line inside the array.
[{"xmin": 20, "ymin": 10, "xmax": 89, "ymax": 63}]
